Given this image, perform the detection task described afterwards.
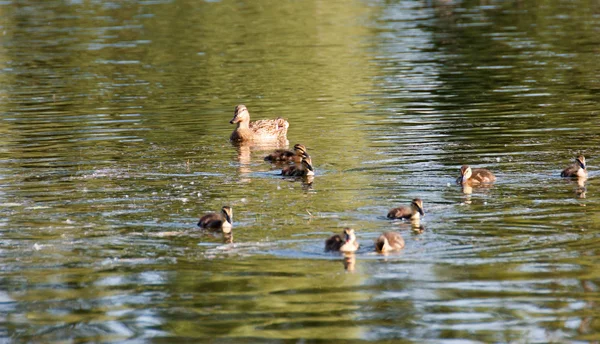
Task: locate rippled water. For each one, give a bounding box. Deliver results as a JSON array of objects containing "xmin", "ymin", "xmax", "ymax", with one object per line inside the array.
[{"xmin": 1, "ymin": 0, "xmax": 600, "ymax": 342}]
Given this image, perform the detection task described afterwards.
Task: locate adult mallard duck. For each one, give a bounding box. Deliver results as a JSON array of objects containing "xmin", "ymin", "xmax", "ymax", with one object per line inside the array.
[
  {"xmin": 561, "ymin": 155, "xmax": 588, "ymax": 178},
  {"xmin": 264, "ymin": 144, "xmax": 308, "ymax": 163},
  {"xmin": 387, "ymin": 198, "xmax": 424, "ymax": 220},
  {"xmin": 375, "ymin": 232, "xmax": 405, "ymax": 253},
  {"xmin": 457, "ymin": 165, "xmax": 496, "ymax": 185},
  {"xmin": 325, "ymin": 228, "xmax": 359, "ymax": 252},
  {"xmin": 198, "ymin": 206, "xmax": 232, "ymax": 232},
  {"xmin": 282, "ymin": 153, "xmax": 314, "ymax": 177},
  {"xmin": 229, "ymin": 105, "xmax": 289, "ymax": 143}
]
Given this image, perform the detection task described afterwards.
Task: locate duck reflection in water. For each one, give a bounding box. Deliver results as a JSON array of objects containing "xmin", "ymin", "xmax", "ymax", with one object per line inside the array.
[
  {"xmin": 222, "ymin": 231, "xmax": 233, "ymax": 244},
  {"xmin": 233, "ymin": 140, "xmax": 290, "ymax": 183},
  {"xmin": 342, "ymin": 253, "xmax": 356, "ymax": 272}
]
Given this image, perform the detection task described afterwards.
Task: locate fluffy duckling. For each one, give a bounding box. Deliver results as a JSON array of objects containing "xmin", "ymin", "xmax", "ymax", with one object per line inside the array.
[
  {"xmin": 375, "ymin": 232, "xmax": 405, "ymax": 253},
  {"xmin": 561, "ymin": 155, "xmax": 588, "ymax": 178},
  {"xmin": 325, "ymin": 228, "xmax": 360, "ymax": 252},
  {"xmin": 282, "ymin": 153, "xmax": 314, "ymax": 177},
  {"xmin": 197, "ymin": 206, "xmax": 233, "ymax": 232},
  {"xmin": 457, "ymin": 165, "xmax": 496, "ymax": 185},
  {"xmin": 387, "ymin": 198, "xmax": 424, "ymax": 220},
  {"xmin": 229, "ymin": 105, "xmax": 289, "ymax": 143},
  {"xmin": 264, "ymin": 144, "xmax": 308, "ymax": 163}
]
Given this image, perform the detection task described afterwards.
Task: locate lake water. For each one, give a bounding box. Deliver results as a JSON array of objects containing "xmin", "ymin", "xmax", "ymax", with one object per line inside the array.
[{"xmin": 1, "ymin": 0, "xmax": 600, "ymax": 342}]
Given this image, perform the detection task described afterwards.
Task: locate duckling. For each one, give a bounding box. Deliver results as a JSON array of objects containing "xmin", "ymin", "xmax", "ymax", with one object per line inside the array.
[
  {"xmin": 325, "ymin": 228, "xmax": 360, "ymax": 252},
  {"xmin": 375, "ymin": 232, "xmax": 405, "ymax": 253},
  {"xmin": 387, "ymin": 198, "xmax": 424, "ymax": 220},
  {"xmin": 229, "ymin": 105, "xmax": 289, "ymax": 143},
  {"xmin": 264, "ymin": 144, "xmax": 308, "ymax": 163},
  {"xmin": 197, "ymin": 206, "xmax": 232, "ymax": 232},
  {"xmin": 457, "ymin": 165, "xmax": 496, "ymax": 185},
  {"xmin": 561, "ymin": 155, "xmax": 588, "ymax": 178},
  {"xmin": 282, "ymin": 153, "xmax": 314, "ymax": 177}
]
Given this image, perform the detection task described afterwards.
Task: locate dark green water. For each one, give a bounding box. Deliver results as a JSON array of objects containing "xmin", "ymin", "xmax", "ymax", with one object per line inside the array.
[{"xmin": 1, "ymin": 0, "xmax": 600, "ymax": 342}]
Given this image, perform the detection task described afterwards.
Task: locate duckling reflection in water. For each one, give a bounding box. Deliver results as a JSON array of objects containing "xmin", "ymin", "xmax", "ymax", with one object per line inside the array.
[
  {"xmin": 561, "ymin": 155, "xmax": 588, "ymax": 179},
  {"xmin": 457, "ymin": 165, "xmax": 496, "ymax": 185},
  {"xmin": 264, "ymin": 143, "xmax": 308, "ymax": 163},
  {"xmin": 325, "ymin": 228, "xmax": 359, "ymax": 253},
  {"xmin": 197, "ymin": 206, "xmax": 233, "ymax": 233},
  {"xmin": 222, "ymin": 231, "xmax": 233, "ymax": 244},
  {"xmin": 229, "ymin": 105, "xmax": 289, "ymax": 143},
  {"xmin": 343, "ymin": 254, "xmax": 356, "ymax": 272},
  {"xmin": 282, "ymin": 153, "xmax": 314, "ymax": 177},
  {"xmin": 375, "ymin": 232, "xmax": 405, "ymax": 253},
  {"xmin": 387, "ymin": 198, "xmax": 424, "ymax": 222}
]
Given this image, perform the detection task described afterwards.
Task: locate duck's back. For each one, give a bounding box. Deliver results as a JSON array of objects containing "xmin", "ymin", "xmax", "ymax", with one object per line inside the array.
[
  {"xmin": 470, "ymin": 168, "xmax": 496, "ymax": 183},
  {"xmin": 561, "ymin": 164, "xmax": 586, "ymax": 178},
  {"xmin": 198, "ymin": 213, "xmax": 223, "ymax": 229},
  {"xmin": 387, "ymin": 205, "xmax": 411, "ymax": 219},
  {"xmin": 264, "ymin": 149, "xmax": 295, "ymax": 162},
  {"xmin": 250, "ymin": 118, "xmax": 289, "ymax": 140},
  {"xmin": 325, "ymin": 235, "xmax": 343, "ymax": 251},
  {"xmin": 376, "ymin": 232, "xmax": 405, "ymax": 252}
]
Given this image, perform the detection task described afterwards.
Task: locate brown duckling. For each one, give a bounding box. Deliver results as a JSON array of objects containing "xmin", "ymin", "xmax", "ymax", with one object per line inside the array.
[
  {"xmin": 325, "ymin": 228, "xmax": 360, "ymax": 253},
  {"xmin": 375, "ymin": 232, "xmax": 405, "ymax": 253},
  {"xmin": 387, "ymin": 198, "xmax": 424, "ymax": 220},
  {"xmin": 229, "ymin": 104, "xmax": 289, "ymax": 143},
  {"xmin": 198, "ymin": 206, "xmax": 232, "ymax": 232},
  {"xmin": 282, "ymin": 153, "xmax": 314, "ymax": 177},
  {"xmin": 264, "ymin": 144, "xmax": 308, "ymax": 163},
  {"xmin": 457, "ymin": 165, "xmax": 496, "ymax": 185},
  {"xmin": 561, "ymin": 155, "xmax": 588, "ymax": 178}
]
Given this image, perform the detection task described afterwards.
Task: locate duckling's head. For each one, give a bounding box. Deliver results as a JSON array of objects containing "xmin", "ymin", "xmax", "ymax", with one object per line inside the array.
[
  {"xmin": 411, "ymin": 198, "xmax": 424, "ymax": 216},
  {"xmin": 576, "ymin": 155, "xmax": 586, "ymax": 169},
  {"xmin": 293, "ymin": 144, "xmax": 308, "ymax": 157},
  {"xmin": 230, "ymin": 105, "xmax": 249, "ymax": 124},
  {"xmin": 460, "ymin": 165, "xmax": 472, "ymax": 183},
  {"xmin": 221, "ymin": 206, "xmax": 233, "ymax": 225},
  {"xmin": 343, "ymin": 228, "xmax": 356, "ymax": 243}
]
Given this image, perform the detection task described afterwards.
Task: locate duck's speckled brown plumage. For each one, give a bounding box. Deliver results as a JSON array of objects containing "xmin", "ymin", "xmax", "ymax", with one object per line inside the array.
[
  {"xmin": 375, "ymin": 232, "xmax": 405, "ymax": 253},
  {"xmin": 387, "ymin": 198, "xmax": 424, "ymax": 220},
  {"xmin": 229, "ymin": 105, "xmax": 289, "ymax": 143},
  {"xmin": 457, "ymin": 165, "xmax": 496, "ymax": 185},
  {"xmin": 198, "ymin": 206, "xmax": 233, "ymax": 232},
  {"xmin": 325, "ymin": 228, "xmax": 359, "ymax": 253},
  {"xmin": 561, "ymin": 155, "xmax": 588, "ymax": 178}
]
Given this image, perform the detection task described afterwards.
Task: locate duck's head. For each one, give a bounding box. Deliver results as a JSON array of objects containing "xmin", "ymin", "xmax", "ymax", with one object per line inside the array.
[
  {"xmin": 221, "ymin": 206, "xmax": 233, "ymax": 225},
  {"xmin": 460, "ymin": 165, "xmax": 472, "ymax": 183},
  {"xmin": 576, "ymin": 155, "xmax": 586, "ymax": 170},
  {"xmin": 293, "ymin": 144, "xmax": 308, "ymax": 157},
  {"xmin": 411, "ymin": 198, "xmax": 424, "ymax": 216},
  {"xmin": 230, "ymin": 105, "xmax": 249, "ymax": 124},
  {"xmin": 343, "ymin": 228, "xmax": 357, "ymax": 243}
]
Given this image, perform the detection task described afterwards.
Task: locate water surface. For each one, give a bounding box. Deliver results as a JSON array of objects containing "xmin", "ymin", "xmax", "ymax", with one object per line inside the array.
[{"xmin": 1, "ymin": 0, "xmax": 600, "ymax": 342}]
